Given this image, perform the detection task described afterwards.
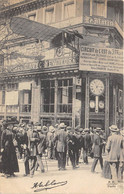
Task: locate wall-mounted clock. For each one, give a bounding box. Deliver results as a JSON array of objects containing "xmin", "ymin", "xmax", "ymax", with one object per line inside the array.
[
  {"xmin": 90, "ymin": 79, "xmax": 104, "ymax": 96},
  {"xmin": 56, "ymin": 47, "xmax": 63, "ymax": 57}
]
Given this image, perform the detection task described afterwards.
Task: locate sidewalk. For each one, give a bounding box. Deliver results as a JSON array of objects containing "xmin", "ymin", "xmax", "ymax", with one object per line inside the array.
[{"xmin": 0, "ymin": 157, "xmax": 123, "ymax": 194}]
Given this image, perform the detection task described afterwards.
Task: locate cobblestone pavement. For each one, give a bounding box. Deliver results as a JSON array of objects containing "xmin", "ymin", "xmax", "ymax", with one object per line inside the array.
[{"xmin": 0, "ymin": 156, "xmax": 123, "ymax": 194}]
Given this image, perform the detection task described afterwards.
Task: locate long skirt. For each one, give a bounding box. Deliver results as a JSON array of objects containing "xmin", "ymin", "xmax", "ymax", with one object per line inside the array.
[{"xmin": 2, "ymin": 144, "xmax": 19, "ymax": 175}]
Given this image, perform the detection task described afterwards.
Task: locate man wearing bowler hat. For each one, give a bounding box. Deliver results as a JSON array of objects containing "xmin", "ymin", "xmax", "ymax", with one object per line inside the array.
[
  {"xmin": 54, "ymin": 123, "xmax": 67, "ymax": 170},
  {"xmin": 106, "ymin": 125, "xmax": 123, "ymax": 186}
]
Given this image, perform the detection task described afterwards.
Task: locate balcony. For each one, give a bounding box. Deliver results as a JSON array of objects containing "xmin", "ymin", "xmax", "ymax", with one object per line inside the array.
[
  {"xmin": 20, "ymin": 104, "xmax": 31, "ymax": 113},
  {"xmin": 0, "ymin": 105, "xmax": 5, "ymax": 113},
  {"xmin": 6, "ymin": 105, "xmax": 18, "ymax": 113}
]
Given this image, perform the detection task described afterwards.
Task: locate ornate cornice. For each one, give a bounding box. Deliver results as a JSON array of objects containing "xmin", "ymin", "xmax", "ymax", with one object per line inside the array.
[{"xmin": 0, "ymin": 0, "xmax": 64, "ymax": 20}]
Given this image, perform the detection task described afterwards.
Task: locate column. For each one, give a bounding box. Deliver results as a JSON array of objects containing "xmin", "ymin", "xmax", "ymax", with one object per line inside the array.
[
  {"xmin": 31, "ymin": 78, "xmax": 41, "ymax": 123},
  {"xmin": 72, "ymin": 77, "xmax": 76, "ymax": 129},
  {"xmin": 81, "ymin": 77, "xmax": 86, "ymax": 129},
  {"xmin": 85, "ymin": 74, "xmax": 89, "ymax": 128},
  {"xmin": 105, "ymin": 77, "xmax": 109, "ymax": 138},
  {"xmin": 54, "ymin": 78, "xmax": 58, "ymax": 125}
]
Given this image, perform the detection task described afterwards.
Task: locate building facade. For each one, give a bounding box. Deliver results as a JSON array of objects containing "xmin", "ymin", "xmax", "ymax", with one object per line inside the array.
[{"xmin": 0, "ymin": 0, "xmax": 123, "ymax": 137}]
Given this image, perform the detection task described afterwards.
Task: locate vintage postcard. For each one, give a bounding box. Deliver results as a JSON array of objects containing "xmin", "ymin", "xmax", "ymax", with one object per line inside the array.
[{"xmin": 0, "ymin": 0, "xmax": 123, "ymax": 194}]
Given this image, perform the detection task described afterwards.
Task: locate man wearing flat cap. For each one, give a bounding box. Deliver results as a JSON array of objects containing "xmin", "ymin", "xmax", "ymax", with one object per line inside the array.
[
  {"xmin": 54, "ymin": 123, "xmax": 67, "ymax": 170},
  {"xmin": 106, "ymin": 125, "xmax": 123, "ymax": 185}
]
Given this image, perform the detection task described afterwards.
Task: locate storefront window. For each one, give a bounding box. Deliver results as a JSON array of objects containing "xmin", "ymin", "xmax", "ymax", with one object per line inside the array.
[
  {"xmin": 0, "ymin": 85, "xmax": 5, "ymax": 113},
  {"xmin": 41, "ymin": 80, "xmax": 55, "ymax": 113},
  {"xmin": 57, "ymin": 79, "xmax": 73, "ymax": 113}
]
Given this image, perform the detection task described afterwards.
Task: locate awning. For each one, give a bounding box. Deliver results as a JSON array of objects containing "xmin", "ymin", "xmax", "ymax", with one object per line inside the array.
[
  {"xmin": 19, "ymin": 82, "xmax": 32, "ymax": 90},
  {"xmin": 5, "ymin": 91, "xmax": 18, "ymax": 105}
]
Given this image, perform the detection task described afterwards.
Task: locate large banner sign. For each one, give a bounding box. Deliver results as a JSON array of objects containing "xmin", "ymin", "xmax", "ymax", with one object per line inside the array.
[{"xmin": 79, "ymin": 46, "xmax": 123, "ymax": 74}]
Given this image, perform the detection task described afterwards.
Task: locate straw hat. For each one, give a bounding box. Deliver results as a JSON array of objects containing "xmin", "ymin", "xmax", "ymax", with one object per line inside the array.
[{"xmin": 109, "ymin": 125, "xmax": 119, "ymax": 132}]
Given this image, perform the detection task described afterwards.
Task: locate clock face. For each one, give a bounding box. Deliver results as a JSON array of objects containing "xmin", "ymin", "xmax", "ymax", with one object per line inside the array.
[
  {"xmin": 99, "ymin": 101, "xmax": 104, "ymax": 109},
  {"xmin": 90, "ymin": 79, "xmax": 104, "ymax": 96},
  {"xmin": 56, "ymin": 47, "xmax": 63, "ymax": 57},
  {"xmin": 90, "ymin": 100, "xmax": 95, "ymax": 109}
]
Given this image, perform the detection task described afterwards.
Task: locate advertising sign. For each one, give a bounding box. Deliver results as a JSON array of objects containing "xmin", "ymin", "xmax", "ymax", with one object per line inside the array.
[{"xmin": 79, "ymin": 46, "xmax": 123, "ymax": 74}]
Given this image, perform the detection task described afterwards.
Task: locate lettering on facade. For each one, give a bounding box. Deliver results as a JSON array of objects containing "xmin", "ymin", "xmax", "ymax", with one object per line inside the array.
[
  {"xmin": 0, "ymin": 56, "xmax": 78, "ymax": 73},
  {"xmin": 83, "ymin": 16, "xmax": 114, "ymax": 27},
  {"xmin": 39, "ymin": 56, "xmax": 78, "ymax": 68},
  {"xmin": 79, "ymin": 46, "xmax": 123, "ymax": 74}
]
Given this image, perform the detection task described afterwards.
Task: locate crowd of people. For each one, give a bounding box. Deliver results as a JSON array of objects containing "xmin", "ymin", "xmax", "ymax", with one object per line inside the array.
[{"xmin": 0, "ymin": 117, "xmax": 123, "ymax": 187}]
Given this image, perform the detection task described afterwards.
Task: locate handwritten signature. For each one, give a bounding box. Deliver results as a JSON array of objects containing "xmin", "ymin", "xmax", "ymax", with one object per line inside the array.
[{"xmin": 31, "ymin": 179, "xmax": 68, "ymax": 192}]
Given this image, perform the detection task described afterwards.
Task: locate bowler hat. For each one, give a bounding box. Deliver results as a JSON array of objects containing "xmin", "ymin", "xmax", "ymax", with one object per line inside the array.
[
  {"xmin": 42, "ymin": 126, "xmax": 48, "ymax": 133},
  {"xmin": 109, "ymin": 125, "xmax": 119, "ymax": 132},
  {"xmin": 59, "ymin": 123, "xmax": 66, "ymax": 129},
  {"xmin": 66, "ymin": 126, "xmax": 72, "ymax": 131},
  {"xmin": 84, "ymin": 128, "xmax": 90, "ymax": 132}
]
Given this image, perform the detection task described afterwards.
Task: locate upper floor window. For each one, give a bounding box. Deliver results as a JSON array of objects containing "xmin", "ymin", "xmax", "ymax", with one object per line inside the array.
[
  {"xmin": 63, "ymin": 0, "xmax": 75, "ymax": 20},
  {"xmin": 45, "ymin": 7, "xmax": 55, "ymax": 24},
  {"xmin": 28, "ymin": 13, "xmax": 36, "ymax": 21},
  {"xmin": 92, "ymin": 0, "xmax": 106, "ymax": 17}
]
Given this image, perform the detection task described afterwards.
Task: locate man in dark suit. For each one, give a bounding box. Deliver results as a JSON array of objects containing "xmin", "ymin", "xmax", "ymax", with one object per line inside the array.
[
  {"xmin": 83, "ymin": 128, "xmax": 92, "ymax": 164},
  {"xmin": 54, "ymin": 123, "xmax": 67, "ymax": 170},
  {"xmin": 27, "ymin": 122, "xmax": 39, "ymax": 178},
  {"xmin": 91, "ymin": 127, "xmax": 104, "ymax": 173}
]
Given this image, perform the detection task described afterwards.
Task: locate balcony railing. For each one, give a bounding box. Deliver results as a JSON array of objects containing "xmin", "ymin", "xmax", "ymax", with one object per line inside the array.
[
  {"xmin": 0, "ymin": 105, "xmax": 5, "ymax": 113},
  {"xmin": 57, "ymin": 103, "xmax": 72, "ymax": 113},
  {"xmin": 20, "ymin": 104, "xmax": 31, "ymax": 113},
  {"xmin": 41, "ymin": 104, "xmax": 54, "ymax": 113},
  {"xmin": 6, "ymin": 105, "xmax": 18, "ymax": 113}
]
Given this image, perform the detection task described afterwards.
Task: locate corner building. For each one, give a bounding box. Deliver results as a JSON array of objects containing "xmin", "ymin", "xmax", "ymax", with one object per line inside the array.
[{"xmin": 0, "ymin": 0, "xmax": 123, "ymax": 137}]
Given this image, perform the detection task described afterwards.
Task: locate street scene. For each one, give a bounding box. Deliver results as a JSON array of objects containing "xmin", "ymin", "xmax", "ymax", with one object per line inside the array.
[
  {"xmin": 0, "ymin": 0, "xmax": 123, "ymax": 194},
  {"xmin": 0, "ymin": 152, "xmax": 123, "ymax": 194}
]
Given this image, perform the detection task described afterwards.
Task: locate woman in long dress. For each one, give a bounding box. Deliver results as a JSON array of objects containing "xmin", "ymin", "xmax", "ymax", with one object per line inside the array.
[{"xmin": 1, "ymin": 118, "xmax": 19, "ymax": 178}]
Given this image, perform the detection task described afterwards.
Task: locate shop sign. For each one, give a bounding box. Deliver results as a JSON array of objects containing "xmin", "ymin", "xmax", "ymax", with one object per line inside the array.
[
  {"xmin": 83, "ymin": 16, "xmax": 114, "ymax": 27},
  {"xmin": 79, "ymin": 46, "xmax": 123, "ymax": 74},
  {"xmin": 39, "ymin": 56, "xmax": 78, "ymax": 68},
  {"xmin": 0, "ymin": 55, "xmax": 78, "ymax": 74}
]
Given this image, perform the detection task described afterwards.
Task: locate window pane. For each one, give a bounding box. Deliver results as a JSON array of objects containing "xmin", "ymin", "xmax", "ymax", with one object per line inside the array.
[
  {"xmin": 64, "ymin": 79, "xmax": 68, "ymax": 86},
  {"xmin": 58, "ymin": 88, "xmax": 62, "ymax": 103},
  {"xmin": 58, "ymin": 80, "xmax": 62, "ymax": 86},
  {"xmin": 93, "ymin": 0, "xmax": 105, "ymax": 17},
  {"xmin": 68, "ymin": 87, "xmax": 72, "ymax": 103},
  {"xmin": 62, "ymin": 87, "xmax": 68, "ymax": 104},
  {"xmin": 45, "ymin": 8, "xmax": 54, "ymax": 23},
  {"xmin": 69, "ymin": 79, "xmax": 73, "ymax": 86},
  {"xmin": 50, "ymin": 88, "xmax": 54, "ymax": 103},
  {"xmin": 64, "ymin": 1, "xmax": 75, "ymax": 19}
]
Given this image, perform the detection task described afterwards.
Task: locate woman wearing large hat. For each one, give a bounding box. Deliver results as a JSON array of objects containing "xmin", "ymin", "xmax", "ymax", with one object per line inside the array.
[{"xmin": 1, "ymin": 117, "xmax": 19, "ymax": 178}]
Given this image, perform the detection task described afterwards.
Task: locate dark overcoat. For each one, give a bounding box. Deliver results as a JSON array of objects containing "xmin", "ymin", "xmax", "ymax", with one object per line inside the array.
[
  {"xmin": 92, "ymin": 133, "xmax": 103, "ymax": 158},
  {"xmin": 1, "ymin": 129, "xmax": 19, "ymax": 174}
]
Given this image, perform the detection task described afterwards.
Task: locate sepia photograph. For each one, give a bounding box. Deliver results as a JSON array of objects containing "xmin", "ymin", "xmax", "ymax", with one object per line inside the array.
[{"xmin": 0, "ymin": 0, "xmax": 123, "ymax": 194}]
